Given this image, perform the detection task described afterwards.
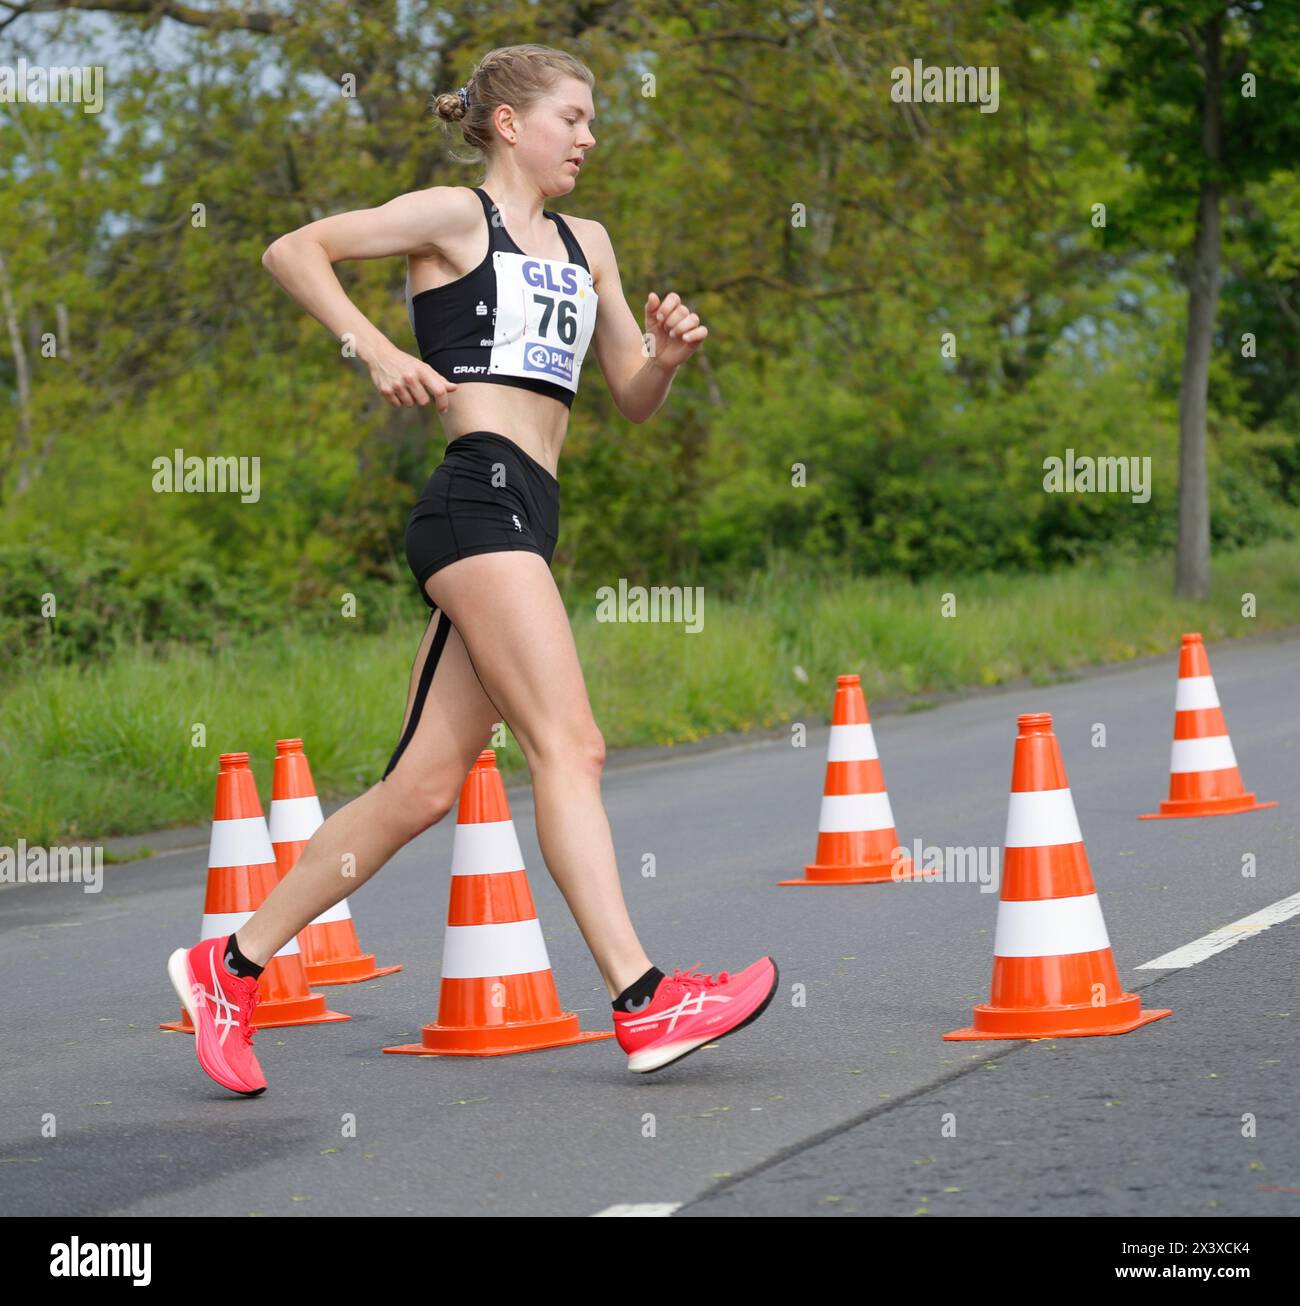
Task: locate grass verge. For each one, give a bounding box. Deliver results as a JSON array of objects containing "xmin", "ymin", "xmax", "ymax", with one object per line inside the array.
[{"xmin": 2, "ymin": 538, "xmax": 1297, "ymax": 844}]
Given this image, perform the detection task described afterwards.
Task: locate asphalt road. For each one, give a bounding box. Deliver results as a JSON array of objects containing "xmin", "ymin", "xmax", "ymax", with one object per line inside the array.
[{"xmin": 1, "ymin": 633, "xmax": 1296, "ymax": 1217}]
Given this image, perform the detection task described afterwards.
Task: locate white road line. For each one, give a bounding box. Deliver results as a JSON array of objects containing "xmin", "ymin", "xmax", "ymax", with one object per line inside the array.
[
  {"xmin": 1136, "ymin": 890, "xmax": 1300, "ymax": 969},
  {"xmin": 591, "ymin": 1203, "xmax": 682, "ymax": 1217}
]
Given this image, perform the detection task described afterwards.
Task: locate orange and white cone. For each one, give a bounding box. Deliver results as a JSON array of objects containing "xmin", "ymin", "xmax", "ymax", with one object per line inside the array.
[
  {"xmin": 269, "ymin": 738, "xmax": 402, "ymax": 985},
  {"xmin": 945, "ymin": 713, "xmax": 1171, "ymax": 1040},
  {"xmin": 161, "ymin": 751, "xmax": 350, "ymax": 1032},
  {"xmin": 384, "ymin": 750, "xmax": 613, "ymax": 1057},
  {"xmin": 780, "ymin": 674, "xmax": 935, "ymax": 886},
  {"xmin": 1139, "ymin": 633, "xmax": 1277, "ymax": 820}
]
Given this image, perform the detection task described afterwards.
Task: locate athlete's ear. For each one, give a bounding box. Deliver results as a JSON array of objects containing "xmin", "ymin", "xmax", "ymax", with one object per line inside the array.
[{"xmin": 492, "ymin": 103, "xmax": 519, "ymax": 145}]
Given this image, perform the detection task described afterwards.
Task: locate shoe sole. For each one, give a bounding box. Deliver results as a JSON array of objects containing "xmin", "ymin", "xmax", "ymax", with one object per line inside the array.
[
  {"xmin": 627, "ymin": 960, "xmax": 780, "ymax": 1074},
  {"xmin": 167, "ymin": 947, "xmax": 266, "ymax": 1098}
]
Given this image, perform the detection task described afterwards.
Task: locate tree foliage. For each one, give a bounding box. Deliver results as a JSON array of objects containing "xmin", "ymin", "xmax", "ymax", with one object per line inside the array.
[{"xmin": 0, "ymin": 0, "xmax": 1296, "ymax": 660}]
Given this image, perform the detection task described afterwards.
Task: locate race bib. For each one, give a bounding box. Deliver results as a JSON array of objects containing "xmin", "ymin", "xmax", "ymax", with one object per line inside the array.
[{"xmin": 489, "ymin": 251, "xmax": 598, "ymax": 395}]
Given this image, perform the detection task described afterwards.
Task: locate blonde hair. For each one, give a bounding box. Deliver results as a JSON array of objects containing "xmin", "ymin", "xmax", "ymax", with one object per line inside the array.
[{"xmin": 432, "ymin": 44, "xmax": 594, "ymax": 165}]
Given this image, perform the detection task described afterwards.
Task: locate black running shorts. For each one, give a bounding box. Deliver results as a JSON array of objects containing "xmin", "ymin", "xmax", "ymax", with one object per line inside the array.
[{"xmin": 403, "ymin": 430, "xmax": 560, "ymax": 609}]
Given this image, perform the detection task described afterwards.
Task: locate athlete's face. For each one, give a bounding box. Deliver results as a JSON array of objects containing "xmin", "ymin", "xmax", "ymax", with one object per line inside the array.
[{"xmin": 520, "ymin": 78, "xmax": 596, "ymax": 193}]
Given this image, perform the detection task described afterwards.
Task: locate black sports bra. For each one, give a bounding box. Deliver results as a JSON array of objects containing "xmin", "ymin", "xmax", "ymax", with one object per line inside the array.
[{"xmin": 406, "ymin": 187, "xmax": 599, "ymax": 409}]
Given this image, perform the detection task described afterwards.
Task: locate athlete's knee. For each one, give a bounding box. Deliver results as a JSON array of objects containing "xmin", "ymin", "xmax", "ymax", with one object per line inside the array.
[
  {"xmin": 528, "ymin": 723, "xmax": 605, "ymax": 777},
  {"xmin": 377, "ymin": 770, "xmax": 459, "ymax": 836}
]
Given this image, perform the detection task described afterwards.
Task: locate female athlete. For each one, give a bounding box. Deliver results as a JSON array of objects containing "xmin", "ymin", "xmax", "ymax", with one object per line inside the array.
[{"xmin": 167, "ymin": 43, "xmax": 777, "ymax": 1095}]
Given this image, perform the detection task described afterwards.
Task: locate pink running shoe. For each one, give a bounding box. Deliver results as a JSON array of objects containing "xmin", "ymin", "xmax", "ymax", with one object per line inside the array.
[
  {"xmin": 613, "ymin": 957, "xmax": 779, "ymax": 1073},
  {"xmin": 166, "ymin": 936, "xmax": 267, "ymax": 1096}
]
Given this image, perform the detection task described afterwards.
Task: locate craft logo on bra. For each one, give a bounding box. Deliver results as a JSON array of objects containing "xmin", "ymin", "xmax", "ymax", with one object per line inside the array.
[{"xmin": 525, "ymin": 342, "xmax": 575, "ymax": 382}]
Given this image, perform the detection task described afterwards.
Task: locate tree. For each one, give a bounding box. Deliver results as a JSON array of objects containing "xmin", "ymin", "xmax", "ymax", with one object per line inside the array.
[{"xmin": 1021, "ymin": 0, "xmax": 1300, "ymax": 597}]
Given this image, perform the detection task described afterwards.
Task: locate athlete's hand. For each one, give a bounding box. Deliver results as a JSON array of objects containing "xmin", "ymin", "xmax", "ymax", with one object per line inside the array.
[
  {"xmin": 364, "ymin": 342, "xmax": 458, "ymax": 411},
  {"xmin": 645, "ymin": 291, "xmax": 708, "ymax": 372}
]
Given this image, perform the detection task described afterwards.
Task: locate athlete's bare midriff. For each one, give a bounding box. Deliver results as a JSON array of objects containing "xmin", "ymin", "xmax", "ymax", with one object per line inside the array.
[{"xmin": 437, "ymin": 383, "xmax": 569, "ymax": 478}]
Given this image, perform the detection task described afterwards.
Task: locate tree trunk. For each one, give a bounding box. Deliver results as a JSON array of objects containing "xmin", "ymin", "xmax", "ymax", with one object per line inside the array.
[
  {"xmin": 0, "ymin": 247, "xmax": 33, "ymax": 504},
  {"xmin": 1175, "ymin": 17, "xmax": 1223, "ymax": 600}
]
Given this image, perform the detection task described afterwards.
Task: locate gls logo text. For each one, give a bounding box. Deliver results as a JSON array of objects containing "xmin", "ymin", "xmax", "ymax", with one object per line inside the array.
[
  {"xmin": 522, "ymin": 260, "xmax": 580, "ymax": 296},
  {"xmin": 50, "ymin": 1237, "xmax": 152, "ymax": 1286}
]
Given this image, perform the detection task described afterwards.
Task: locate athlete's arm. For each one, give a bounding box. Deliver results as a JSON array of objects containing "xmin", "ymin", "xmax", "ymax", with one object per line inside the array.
[
  {"xmin": 261, "ymin": 188, "xmax": 473, "ymax": 410},
  {"xmin": 586, "ymin": 221, "xmax": 679, "ymax": 425}
]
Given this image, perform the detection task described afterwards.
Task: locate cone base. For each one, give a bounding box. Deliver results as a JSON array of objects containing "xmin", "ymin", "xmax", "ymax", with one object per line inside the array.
[
  {"xmin": 161, "ymin": 993, "xmax": 351, "ymax": 1033},
  {"xmin": 779, "ymin": 857, "xmax": 942, "ymax": 886},
  {"xmin": 944, "ymin": 997, "xmax": 1171, "ymax": 1041},
  {"xmin": 305, "ymin": 957, "xmax": 403, "ymax": 986},
  {"xmin": 382, "ymin": 1012, "xmax": 614, "ymax": 1057},
  {"xmin": 1139, "ymin": 794, "xmax": 1276, "ymax": 820}
]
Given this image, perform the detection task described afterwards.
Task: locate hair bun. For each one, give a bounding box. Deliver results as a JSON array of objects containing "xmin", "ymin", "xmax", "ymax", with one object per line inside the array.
[{"xmin": 433, "ymin": 91, "xmax": 467, "ymax": 122}]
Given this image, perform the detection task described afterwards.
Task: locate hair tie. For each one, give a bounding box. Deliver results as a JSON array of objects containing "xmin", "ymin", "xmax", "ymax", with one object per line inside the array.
[{"xmin": 457, "ymin": 85, "xmax": 470, "ymax": 110}]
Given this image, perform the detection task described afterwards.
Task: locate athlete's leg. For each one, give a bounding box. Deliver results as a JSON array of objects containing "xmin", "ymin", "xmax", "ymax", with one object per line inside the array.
[
  {"xmin": 234, "ymin": 607, "xmax": 501, "ymax": 966},
  {"xmin": 422, "ymin": 551, "xmax": 655, "ymax": 1000}
]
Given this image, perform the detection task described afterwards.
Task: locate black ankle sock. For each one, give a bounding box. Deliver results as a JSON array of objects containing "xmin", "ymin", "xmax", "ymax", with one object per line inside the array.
[
  {"xmin": 222, "ymin": 932, "xmax": 264, "ymax": 980},
  {"xmin": 612, "ymin": 966, "xmax": 665, "ymax": 1013}
]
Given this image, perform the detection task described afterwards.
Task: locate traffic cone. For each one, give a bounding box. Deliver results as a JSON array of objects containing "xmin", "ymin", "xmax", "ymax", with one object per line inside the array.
[
  {"xmin": 270, "ymin": 738, "xmax": 402, "ymax": 985},
  {"xmin": 945, "ymin": 712, "xmax": 1171, "ymax": 1040},
  {"xmin": 780, "ymin": 674, "xmax": 936, "ymax": 885},
  {"xmin": 161, "ymin": 752, "xmax": 350, "ymax": 1032},
  {"xmin": 1139, "ymin": 633, "xmax": 1277, "ymax": 820},
  {"xmin": 384, "ymin": 751, "xmax": 614, "ymax": 1057}
]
